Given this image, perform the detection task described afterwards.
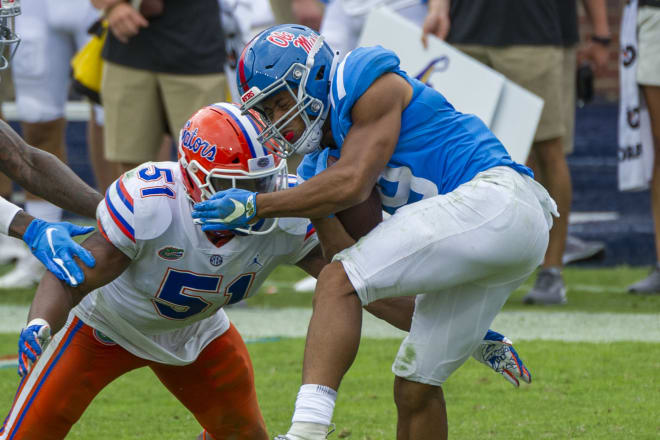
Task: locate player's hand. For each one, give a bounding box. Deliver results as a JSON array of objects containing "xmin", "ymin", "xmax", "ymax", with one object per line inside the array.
[
  {"xmin": 18, "ymin": 319, "xmax": 51, "ymax": 377},
  {"xmin": 578, "ymin": 41, "xmax": 609, "ymax": 75},
  {"xmin": 106, "ymin": 2, "xmax": 148, "ymax": 43},
  {"xmin": 23, "ymin": 219, "xmax": 96, "ymax": 287},
  {"xmin": 421, "ymin": 0, "xmax": 451, "ymax": 48},
  {"xmin": 291, "ymin": 0, "xmax": 324, "ymax": 31},
  {"xmin": 472, "ymin": 329, "xmax": 531, "ymax": 387},
  {"xmin": 192, "ymin": 188, "xmax": 257, "ymax": 231}
]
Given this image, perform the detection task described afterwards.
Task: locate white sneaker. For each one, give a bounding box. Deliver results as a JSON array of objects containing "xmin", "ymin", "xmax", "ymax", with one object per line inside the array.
[
  {"xmin": 628, "ymin": 264, "xmax": 660, "ymax": 295},
  {"xmin": 562, "ymin": 235, "xmax": 605, "ymax": 265},
  {"xmin": 0, "ymin": 253, "xmax": 46, "ymax": 289},
  {"xmin": 294, "ymin": 276, "xmax": 317, "ymax": 292},
  {"xmin": 0, "ymin": 235, "xmax": 29, "ymax": 265}
]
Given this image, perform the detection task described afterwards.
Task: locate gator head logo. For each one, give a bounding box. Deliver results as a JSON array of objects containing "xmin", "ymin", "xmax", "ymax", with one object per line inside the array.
[
  {"xmin": 157, "ymin": 246, "xmax": 185, "ymax": 261},
  {"xmin": 415, "ymin": 56, "xmax": 450, "ymax": 88}
]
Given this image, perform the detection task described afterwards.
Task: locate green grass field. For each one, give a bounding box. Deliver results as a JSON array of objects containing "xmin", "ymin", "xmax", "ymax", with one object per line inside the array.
[{"xmin": 1, "ymin": 264, "xmax": 659, "ymax": 439}]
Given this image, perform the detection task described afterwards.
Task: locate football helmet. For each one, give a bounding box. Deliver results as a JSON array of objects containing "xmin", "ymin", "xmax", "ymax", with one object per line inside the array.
[
  {"xmin": 0, "ymin": 0, "xmax": 20, "ymax": 71},
  {"xmin": 178, "ymin": 102, "xmax": 288, "ymax": 235},
  {"xmin": 237, "ymin": 24, "xmax": 338, "ymax": 158}
]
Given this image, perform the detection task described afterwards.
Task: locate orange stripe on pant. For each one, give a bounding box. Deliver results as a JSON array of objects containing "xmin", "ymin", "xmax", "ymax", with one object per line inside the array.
[{"xmin": 1, "ymin": 319, "xmax": 266, "ymax": 440}]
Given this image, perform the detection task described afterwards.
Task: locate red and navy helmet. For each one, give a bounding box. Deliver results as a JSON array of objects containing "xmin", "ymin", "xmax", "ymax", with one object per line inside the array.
[
  {"xmin": 236, "ymin": 24, "xmax": 337, "ymax": 158},
  {"xmin": 178, "ymin": 102, "xmax": 287, "ymax": 235}
]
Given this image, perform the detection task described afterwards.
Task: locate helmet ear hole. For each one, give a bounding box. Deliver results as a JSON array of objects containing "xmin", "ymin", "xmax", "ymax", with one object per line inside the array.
[{"xmin": 315, "ymin": 65, "xmax": 325, "ymax": 81}]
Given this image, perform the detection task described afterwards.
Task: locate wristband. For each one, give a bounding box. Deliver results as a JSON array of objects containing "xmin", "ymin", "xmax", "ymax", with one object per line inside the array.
[
  {"xmin": 591, "ymin": 35, "xmax": 612, "ymax": 46},
  {"xmin": 0, "ymin": 196, "xmax": 22, "ymax": 236},
  {"xmin": 26, "ymin": 318, "xmax": 50, "ymax": 329}
]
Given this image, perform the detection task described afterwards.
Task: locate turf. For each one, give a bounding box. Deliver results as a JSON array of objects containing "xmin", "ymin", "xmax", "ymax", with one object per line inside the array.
[
  {"xmin": 0, "ymin": 264, "xmax": 659, "ymax": 438},
  {"xmin": 1, "ymin": 264, "xmax": 659, "ymax": 314},
  {"xmin": 0, "ymin": 338, "xmax": 658, "ymax": 439}
]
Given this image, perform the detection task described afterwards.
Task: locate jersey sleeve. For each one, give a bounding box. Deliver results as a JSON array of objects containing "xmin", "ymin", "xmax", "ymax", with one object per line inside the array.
[
  {"xmin": 330, "ymin": 46, "xmax": 402, "ymax": 138},
  {"xmin": 281, "ymin": 220, "xmax": 319, "ymax": 265},
  {"xmin": 96, "ymin": 165, "xmax": 174, "ymax": 259},
  {"xmin": 276, "ymin": 177, "xmax": 320, "ymax": 263},
  {"xmin": 296, "ymin": 148, "xmax": 341, "ymax": 181}
]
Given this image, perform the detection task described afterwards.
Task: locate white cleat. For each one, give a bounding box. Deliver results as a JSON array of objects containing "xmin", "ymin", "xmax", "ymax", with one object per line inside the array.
[
  {"xmin": 294, "ymin": 276, "xmax": 317, "ymax": 292},
  {"xmin": 275, "ymin": 423, "xmax": 335, "ymax": 440},
  {"xmin": 0, "ymin": 253, "xmax": 46, "ymax": 289}
]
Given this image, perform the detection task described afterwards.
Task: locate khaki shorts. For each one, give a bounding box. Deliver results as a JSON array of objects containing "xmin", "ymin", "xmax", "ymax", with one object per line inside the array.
[
  {"xmin": 454, "ymin": 44, "xmax": 564, "ymax": 143},
  {"xmin": 101, "ymin": 61, "xmax": 227, "ymax": 164},
  {"xmin": 562, "ymin": 46, "xmax": 577, "ymax": 154},
  {"xmin": 269, "ymin": 0, "xmax": 296, "ymax": 24},
  {"xmin": 637, "ymin": 6, "xmax": 660, "ymax": 87}
]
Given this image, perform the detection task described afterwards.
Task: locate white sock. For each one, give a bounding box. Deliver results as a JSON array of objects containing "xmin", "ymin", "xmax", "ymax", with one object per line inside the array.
[
  {"xmin": 25, "ymin": 201, "xmax": 62, "ymax": 223},
  {"xmin": 287, "ymin": 384, "xmax": 337, "ymax": 439},
  {"xmin": 286, "ymin": 422, "xmax": 330, "ymax": 440}
]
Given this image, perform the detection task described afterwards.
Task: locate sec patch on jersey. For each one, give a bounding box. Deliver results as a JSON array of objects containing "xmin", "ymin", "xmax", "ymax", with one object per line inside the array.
[{"xmin": 327, "ymin": 154, "xmax": 383, "ymax": 240}]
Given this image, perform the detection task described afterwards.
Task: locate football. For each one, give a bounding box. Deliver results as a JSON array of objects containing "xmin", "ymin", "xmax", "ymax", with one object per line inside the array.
[{"xmin": 328, "ymin": 154, "xmax": 383, "ymax": 240}]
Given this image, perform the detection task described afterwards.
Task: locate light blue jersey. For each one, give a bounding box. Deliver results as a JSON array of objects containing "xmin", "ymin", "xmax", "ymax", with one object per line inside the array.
[{"xmin": 298, "ymin": 46, "xmax": 533, "ymax": 214}]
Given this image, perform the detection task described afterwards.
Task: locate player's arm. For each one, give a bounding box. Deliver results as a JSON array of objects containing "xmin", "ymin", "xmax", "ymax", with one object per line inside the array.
[
  {"xmin": 580, "ymin": 0, "xmax": 611, "ymax": 74},
  {"xmin": 0, "ymin": 119, "xmax": 103, "ymax": 218},
  {"xmin": 310, "ymin": 216, "xmax": 354, "ymax": 263},
  {"xmin": 193, "ymin": 73, "xmax": 411, "ymax": 224},
  {"xmin": 421, "ymin": 0, "xmax": 451, "ymax": 46},
  {"xmin": 0, "ymin": 120, "xmax": 101, "ymax": 286},
  {"xmin": 18, "ymin": 231, "xmax": 130, "ymax": 376},
  {"xmin": 257, "ymin": 72, "xmax": 408, "ymax": 218},
  {"xmin": 27, "ymin": 232, "xmax": 130, "ymax": 334}
]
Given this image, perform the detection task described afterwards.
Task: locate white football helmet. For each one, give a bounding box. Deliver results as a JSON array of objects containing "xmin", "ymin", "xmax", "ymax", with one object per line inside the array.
[{"xmin": 0, "ymin": 0, "xmax": 20, "ymax": 71}]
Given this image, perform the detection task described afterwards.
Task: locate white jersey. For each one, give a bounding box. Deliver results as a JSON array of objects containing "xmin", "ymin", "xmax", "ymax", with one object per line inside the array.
[{"xmin": 73, "ymin": 162, "xmax": 317, "ymax": 365}]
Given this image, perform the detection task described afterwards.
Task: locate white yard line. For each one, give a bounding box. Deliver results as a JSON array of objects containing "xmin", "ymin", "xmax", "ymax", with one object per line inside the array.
[{"xmin": 1, "ymin": 306, "xmax": 658, "ymax": 342}]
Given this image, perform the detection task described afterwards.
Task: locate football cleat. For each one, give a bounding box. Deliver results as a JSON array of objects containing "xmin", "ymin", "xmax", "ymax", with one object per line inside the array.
[
  {"xmin": 178, "ymin": 102, "xmax": 288, "ymax": 235},
  {"xmin": 274, "ymin": 423, "xmax": 335, "ymax": 440}
]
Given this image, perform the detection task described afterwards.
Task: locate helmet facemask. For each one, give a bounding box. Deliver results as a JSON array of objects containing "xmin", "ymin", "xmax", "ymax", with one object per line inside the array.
[
  {"xmin": 180, "ymin": 142, "xmax": 289, "ymax": 235},
  {"xmin": 241, "ymin": 34, "xmax": 338, "ymax": 159},
  {"xmin": 0, "ymin": 0, "xmax": 21, "ymax": 71}
]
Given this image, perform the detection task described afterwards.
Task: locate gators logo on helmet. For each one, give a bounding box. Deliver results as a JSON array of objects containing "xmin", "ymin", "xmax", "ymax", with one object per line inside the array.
[{"xmin": 178, "ymin": 102, "xmax": 288, "ymax": 235}]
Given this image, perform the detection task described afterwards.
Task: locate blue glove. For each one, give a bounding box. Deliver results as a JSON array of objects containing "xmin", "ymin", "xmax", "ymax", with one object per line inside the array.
[
  {"xmin": 472, "ymin": 329, "xmax": 532, "ymax": 387},
  {"xmin": 191, "ymin": 188, "xmax": 257, "ymax": 232},
  {"xmin": 18, "ymin": 318, "xmax": 51, "ymax": 377},
  {"xmin": 23, "ymin": 219, "xmax": 96, "ymax": 287}
]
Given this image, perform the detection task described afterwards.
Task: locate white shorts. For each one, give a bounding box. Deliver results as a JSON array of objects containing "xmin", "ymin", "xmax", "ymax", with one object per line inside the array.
[
  {"xmin": 334, "ymin": 166, "xmax": 556, "ymax": 385},
  {"xmin": 637, "ymin": 6, "xmax": 660, "ymax": 87},
  {"xmin": 11, "ymin": 0, "xmax": 99, "ymax": 122}
]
